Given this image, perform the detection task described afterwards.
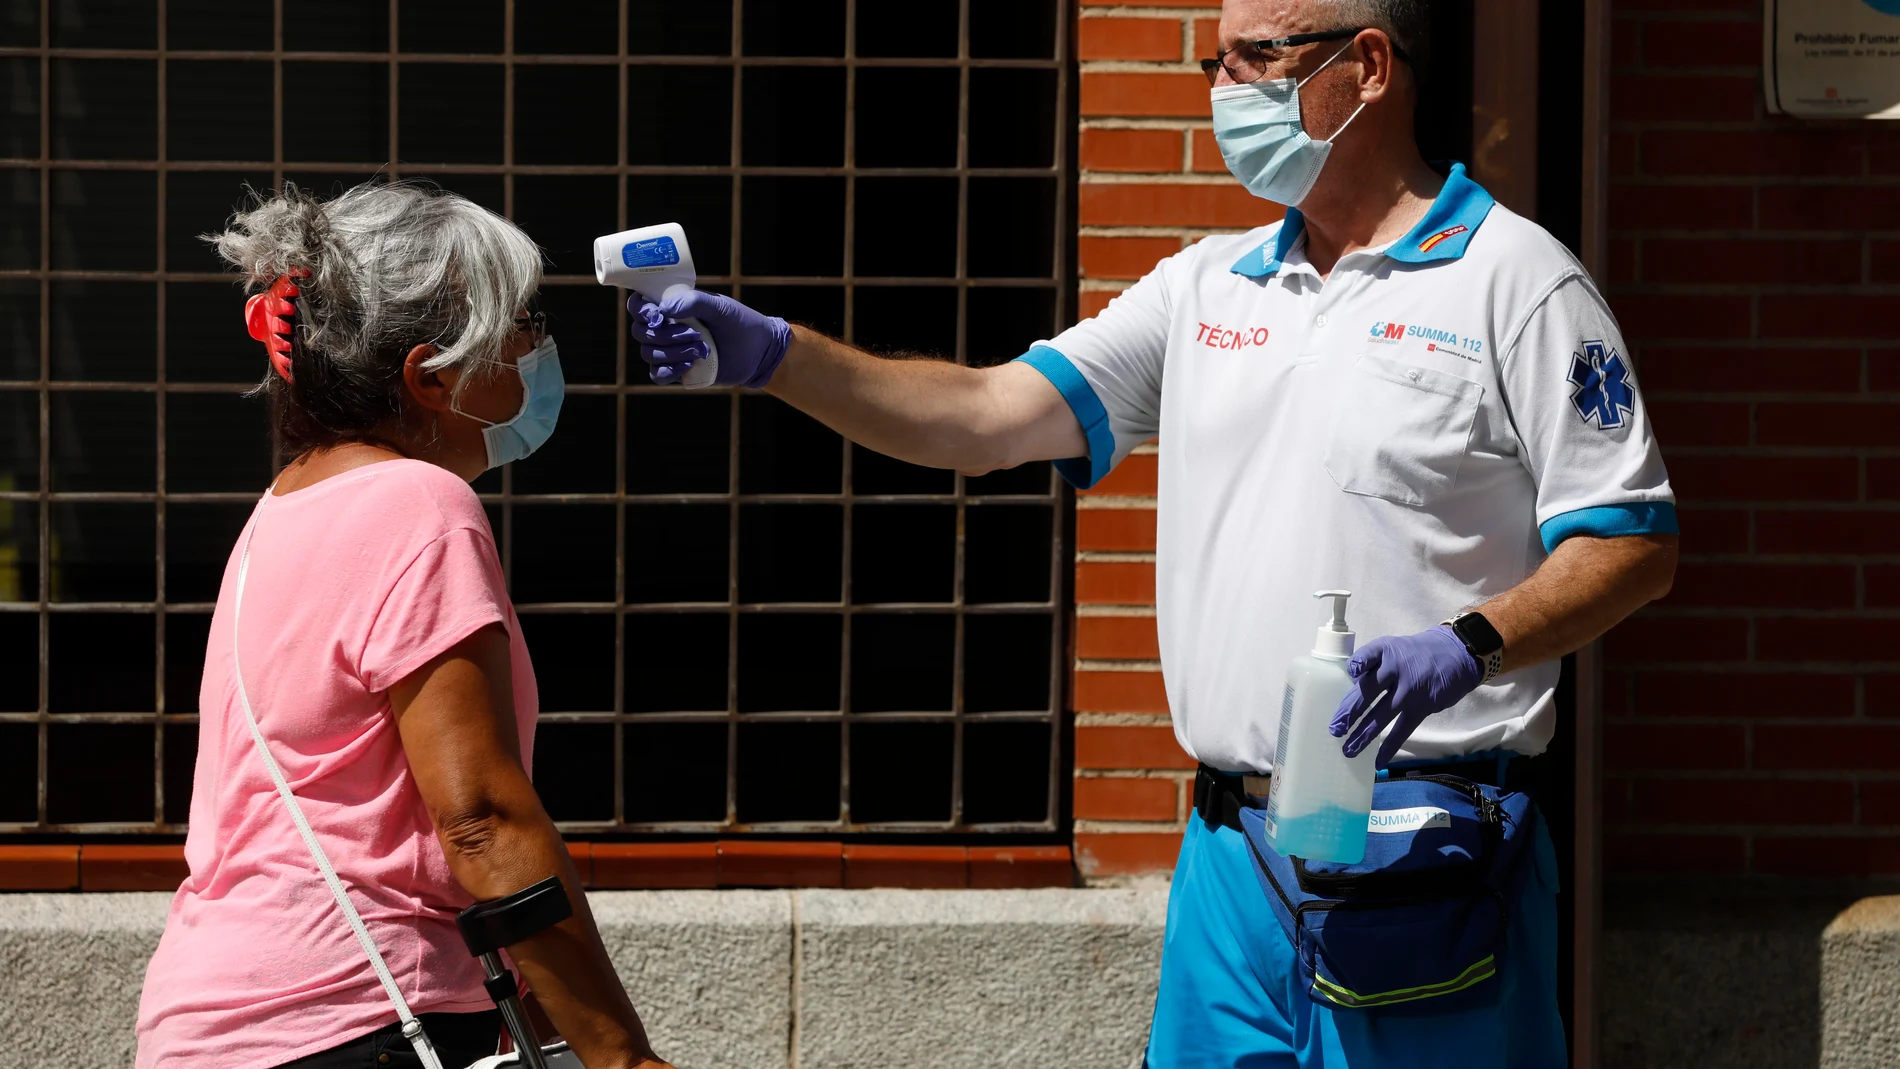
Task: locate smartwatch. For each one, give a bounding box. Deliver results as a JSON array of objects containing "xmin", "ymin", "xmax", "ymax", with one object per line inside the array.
[{"xmin": 1445, "ymin": 611, "xmax": 1506, "ymax": 684}]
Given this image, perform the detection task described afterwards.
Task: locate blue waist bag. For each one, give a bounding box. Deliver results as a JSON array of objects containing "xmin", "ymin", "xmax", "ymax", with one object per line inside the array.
[{"xmin": 1237, "ymin": 774, "xmax": 1536, "ymax": 1012}]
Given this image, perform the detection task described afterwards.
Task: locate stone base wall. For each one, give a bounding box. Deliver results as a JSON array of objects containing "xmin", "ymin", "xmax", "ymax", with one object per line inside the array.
[
  {"xmin": 0, "ymin": 889, "xmax": 1166, "ymax": 1069},
  {"xmin": 8, "ymin": 884, "xmax": 1899, "ymax": 1068}
]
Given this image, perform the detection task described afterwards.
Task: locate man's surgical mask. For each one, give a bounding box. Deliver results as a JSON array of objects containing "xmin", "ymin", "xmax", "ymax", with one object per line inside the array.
[
  {"xmin": 1210, "ymin": 42, "xmax": 1366, "ymax": 207},
  {"xmin": 455, "ymin": 337, "xmax": 565, "ymax": 470}
]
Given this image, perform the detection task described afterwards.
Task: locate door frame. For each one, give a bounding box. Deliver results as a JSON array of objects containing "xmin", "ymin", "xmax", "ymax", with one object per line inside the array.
[
  {"xmin": 1471, "ymin": 2, "xmax": 1611, "ymax": 1064},
  {"xmin": 1575, "ymin": 3, "xmax": 1613, "ymax": 1066}
]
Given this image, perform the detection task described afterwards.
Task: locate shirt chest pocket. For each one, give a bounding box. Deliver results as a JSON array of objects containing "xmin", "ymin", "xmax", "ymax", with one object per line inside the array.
[{"xmin": 1323, "ymin": 354, "xmax": 1485, "ymax": 507}]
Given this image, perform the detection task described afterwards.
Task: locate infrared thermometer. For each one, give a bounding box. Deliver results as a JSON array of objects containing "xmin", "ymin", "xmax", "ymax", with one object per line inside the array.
[{"xmin": 593, "ymin": 222, "xmax": 719, "ymax": 388}]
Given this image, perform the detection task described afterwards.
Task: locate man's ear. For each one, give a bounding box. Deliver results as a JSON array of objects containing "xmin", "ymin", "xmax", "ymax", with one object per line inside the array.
[
  {"xmin": 402, "ymin": 344, "xmax": 454, "ymax": 412},
  {"xmin": 1356, "ymin": 29, "xmax": 1400, "ymax": 103}
]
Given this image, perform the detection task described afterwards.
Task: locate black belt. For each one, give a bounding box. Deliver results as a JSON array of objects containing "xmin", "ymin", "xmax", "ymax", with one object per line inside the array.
[
  {"xmin": 1193, "ymin": 753, "xmax": 1541, "ymax": 834},
  {"xmin": 1193, "ymin": 765, "xmax": 1260, "ymax": 833}
]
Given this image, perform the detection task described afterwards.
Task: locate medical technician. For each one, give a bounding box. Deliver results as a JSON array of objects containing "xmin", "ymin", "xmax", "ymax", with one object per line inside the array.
[{"xmin": 632, "ymin": 0, "xmax": 1676, "ymax": 1064}]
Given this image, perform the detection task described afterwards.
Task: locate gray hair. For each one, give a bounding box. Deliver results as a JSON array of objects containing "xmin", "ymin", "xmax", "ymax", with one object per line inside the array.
[
  {"xmin": 211, "ymin": 180, "xmax": 542, "ymax": 374},
  {"xmin": 1331, "ymin": 0, "xmax": 1431, "ymax": 81},
  {"xmin": 208, "ymin": 180, "xmax": 543, "ymax": 451}
]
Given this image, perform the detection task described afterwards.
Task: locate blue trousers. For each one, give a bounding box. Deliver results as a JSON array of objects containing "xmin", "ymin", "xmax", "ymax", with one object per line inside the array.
[{"xmin": 1144, "ymin": 812, "xmax": 1568, "ymax": 1069}]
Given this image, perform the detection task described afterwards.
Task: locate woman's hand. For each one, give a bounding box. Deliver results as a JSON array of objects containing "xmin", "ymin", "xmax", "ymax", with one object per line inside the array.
[{"xmin": 391, "ymin": 625, "xmax": 666, "ymax": 1069}]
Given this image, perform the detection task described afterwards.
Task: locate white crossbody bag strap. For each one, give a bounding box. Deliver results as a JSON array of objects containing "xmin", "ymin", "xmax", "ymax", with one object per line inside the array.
[{"xmin": 232, "ymin": 515, "xmax": 447, "ymax": 1069}]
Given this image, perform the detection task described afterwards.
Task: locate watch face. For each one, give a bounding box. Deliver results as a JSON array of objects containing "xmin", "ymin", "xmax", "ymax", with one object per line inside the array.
[{"xmin": 1455, "ymin": 613, "xmax": 1505, "ymax": 655}]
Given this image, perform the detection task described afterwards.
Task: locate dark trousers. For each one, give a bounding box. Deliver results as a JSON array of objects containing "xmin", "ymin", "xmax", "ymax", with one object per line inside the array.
[{"xmin": 276, "ymin": 1010, "xmax": 501, "ymax": 1069}]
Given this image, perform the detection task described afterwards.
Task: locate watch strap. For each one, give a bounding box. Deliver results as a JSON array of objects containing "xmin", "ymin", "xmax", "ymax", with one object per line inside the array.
[
  {"xmin": 1443, "ymin": 611, "xmax": 1506, "ymax": 684},
  {"xmin": 1477, "ymin": 647, "xmax": 1504, "ymax": 684}
]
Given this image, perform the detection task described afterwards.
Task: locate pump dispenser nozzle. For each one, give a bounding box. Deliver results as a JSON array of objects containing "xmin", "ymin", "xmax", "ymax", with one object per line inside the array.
[{"xmin": 1312, "ymin": 590, "xmax": 1355, "ymax": 659}]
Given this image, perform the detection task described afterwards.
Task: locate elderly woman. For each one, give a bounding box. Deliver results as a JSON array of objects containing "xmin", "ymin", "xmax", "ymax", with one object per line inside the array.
[{"xmin": 135, "ymin": 182, "xmax": 669, "ymax": 1069}]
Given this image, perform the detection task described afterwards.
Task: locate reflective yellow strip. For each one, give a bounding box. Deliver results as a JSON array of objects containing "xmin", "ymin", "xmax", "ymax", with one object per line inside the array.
[{"xmin": 1311, "ymin": 955, "xmax": 1497, "ymax": 1008}]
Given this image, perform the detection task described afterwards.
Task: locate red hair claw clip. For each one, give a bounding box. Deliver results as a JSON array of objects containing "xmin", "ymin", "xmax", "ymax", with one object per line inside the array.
[{"xmin": 244, "ymin": 269, "xmax": 310, "ymax": 383}]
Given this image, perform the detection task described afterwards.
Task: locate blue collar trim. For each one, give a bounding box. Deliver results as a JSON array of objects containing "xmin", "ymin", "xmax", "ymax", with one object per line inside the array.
[
  {"xmin": 1230, "ymin": 206, "xmax": 1308, "ymax": 278},
  {"xmin": 1387, "ymin": 162, "xmax": 1496, "ymax": 263},
  {"xmin": 1228, "ymin": 162, "xmax": 1496, "ymax": 278}
]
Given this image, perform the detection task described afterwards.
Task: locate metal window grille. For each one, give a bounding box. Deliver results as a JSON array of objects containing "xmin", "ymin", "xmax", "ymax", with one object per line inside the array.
[{"xmin": 0, "ymin": 0, "xmax": 1073, "ymax": 836}]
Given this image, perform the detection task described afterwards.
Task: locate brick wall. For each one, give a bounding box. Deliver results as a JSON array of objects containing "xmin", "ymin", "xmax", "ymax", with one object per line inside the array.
[
  {"xmin": 1071, "ymin": 0, "xmax": 1278, "ymax": 879},
  {"xmin": 1602, "ymin": 0, "xmax": 1900, "ymax": 879}
]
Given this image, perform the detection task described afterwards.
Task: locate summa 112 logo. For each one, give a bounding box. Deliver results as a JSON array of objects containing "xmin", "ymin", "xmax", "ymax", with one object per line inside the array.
[{"xmin": 1369, "ymin": 320, "xmax": 1485, "ymax": 356}]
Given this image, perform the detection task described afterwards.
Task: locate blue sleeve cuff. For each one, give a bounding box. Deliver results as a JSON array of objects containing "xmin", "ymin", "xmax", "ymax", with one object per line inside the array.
[
  {"xmin": 1015, "ymin": 345, "xmax": 1115, "ymax": 490},
  {"xmin": 1539, "ymin": 502, "xmax": 1679, "ymax": 552}
]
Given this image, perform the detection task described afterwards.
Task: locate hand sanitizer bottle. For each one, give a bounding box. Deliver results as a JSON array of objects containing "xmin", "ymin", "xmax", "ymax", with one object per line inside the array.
[{"xmin": 1263, "ymin": 591, "xmax": 1379, "ymax": 864}]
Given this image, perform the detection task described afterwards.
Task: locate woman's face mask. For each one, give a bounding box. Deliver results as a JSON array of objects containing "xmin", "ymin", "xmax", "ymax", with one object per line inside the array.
[
  {"xmin": 453, "ymin": 337, "xmax": 565, "ymax": 470},
  {"xmin": 1210, "ymin": 41, "xmax": 1366, "ymax": 207}
]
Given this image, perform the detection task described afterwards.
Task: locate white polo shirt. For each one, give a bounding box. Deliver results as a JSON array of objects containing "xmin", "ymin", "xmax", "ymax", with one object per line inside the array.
[{"xmin": 1023, "ymin": 164, "xmax": 1675, "ymax": 773}]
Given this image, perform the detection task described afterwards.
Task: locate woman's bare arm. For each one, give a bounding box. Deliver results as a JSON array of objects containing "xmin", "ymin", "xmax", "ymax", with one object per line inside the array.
[{"xmin": 390, "ymin": 625, "xmax": 668, "ymax": 1069}]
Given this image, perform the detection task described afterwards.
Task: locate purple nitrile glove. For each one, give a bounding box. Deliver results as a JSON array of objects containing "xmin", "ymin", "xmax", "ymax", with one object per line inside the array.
[
  {"xmin": 1328, "ymin": 625, "xmax": 1484, "ymax": 769},
  {"xmin": 631, "ymin": 289, "xmax": 792, "ymax": 389}
]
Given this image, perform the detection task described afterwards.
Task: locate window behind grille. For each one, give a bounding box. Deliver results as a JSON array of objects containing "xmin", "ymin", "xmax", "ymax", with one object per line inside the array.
[{"xmin": 0, "ymin": 0, "xmax": 1073, "ymax": 838}]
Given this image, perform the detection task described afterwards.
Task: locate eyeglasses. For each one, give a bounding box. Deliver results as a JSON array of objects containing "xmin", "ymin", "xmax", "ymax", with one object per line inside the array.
[
  {"xmin": 514, "ymin": 309, "xmax": 548, "ymax": 347},
  {"xmin": 1200, "ymin": 27, "xmax": 1411, "ymax": 87}
]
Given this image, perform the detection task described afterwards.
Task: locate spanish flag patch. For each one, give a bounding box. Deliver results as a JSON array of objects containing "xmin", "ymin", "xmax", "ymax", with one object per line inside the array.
[{"xmin": 1417, "ymin": 224, "xmax": 1469, "ymax": 253}]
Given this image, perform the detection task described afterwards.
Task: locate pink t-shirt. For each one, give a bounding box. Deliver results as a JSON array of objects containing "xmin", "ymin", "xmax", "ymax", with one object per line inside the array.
[{"xmin": 137, "ymin": 460, "xmax": 538, "ymax": 1069}]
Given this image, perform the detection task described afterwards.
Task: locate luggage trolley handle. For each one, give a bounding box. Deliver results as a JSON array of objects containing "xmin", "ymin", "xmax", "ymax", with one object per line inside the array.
[{"xmin": 457, "ymin": 876, "xmax": 576, "ymax": 1069}]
